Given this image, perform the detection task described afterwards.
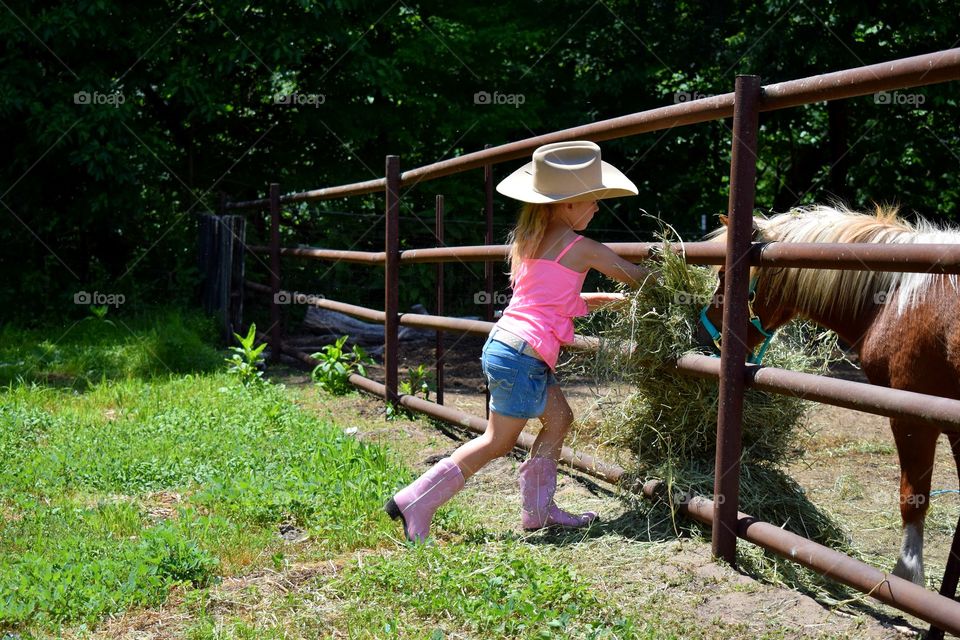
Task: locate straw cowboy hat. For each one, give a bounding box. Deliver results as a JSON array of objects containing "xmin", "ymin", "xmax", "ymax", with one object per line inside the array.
[{"xmin": 496, "ymin": 140, "xmax": 637, "ymax": 204}]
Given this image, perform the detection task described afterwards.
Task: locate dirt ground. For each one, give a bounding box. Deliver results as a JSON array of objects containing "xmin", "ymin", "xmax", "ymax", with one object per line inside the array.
[{"xmin": 291, "ymin": 332, "xmax": 960, "ymax": 638}]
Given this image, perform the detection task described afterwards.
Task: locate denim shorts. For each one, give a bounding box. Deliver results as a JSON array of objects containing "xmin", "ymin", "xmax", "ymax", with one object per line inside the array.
[{"xmin": 480, "ymin": 334, "xmax": 558, "ymax": 419}]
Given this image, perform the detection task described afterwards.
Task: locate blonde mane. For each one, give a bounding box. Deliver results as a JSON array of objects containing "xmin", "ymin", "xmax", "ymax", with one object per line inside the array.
[{"xmin": 709, "ymin": 205, "xmax": 960, "ymax": 318}]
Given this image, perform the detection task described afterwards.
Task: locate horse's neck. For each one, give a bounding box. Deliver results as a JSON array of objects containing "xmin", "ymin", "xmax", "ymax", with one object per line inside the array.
[{"xmin": 787, "ymin": 305, "xmax": 879, "ymax": 353}]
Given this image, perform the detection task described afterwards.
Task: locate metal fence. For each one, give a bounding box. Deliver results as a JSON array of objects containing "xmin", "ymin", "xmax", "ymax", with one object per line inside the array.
[{"xmin": 222, "ymin": 48, "xmax": 960, "ymax": 637}]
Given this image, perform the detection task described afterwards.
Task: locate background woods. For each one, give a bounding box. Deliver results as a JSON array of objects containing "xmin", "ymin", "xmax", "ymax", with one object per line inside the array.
[{"xmin": 2, "ymin": 0, "xmax": 957, "ymax": 324}]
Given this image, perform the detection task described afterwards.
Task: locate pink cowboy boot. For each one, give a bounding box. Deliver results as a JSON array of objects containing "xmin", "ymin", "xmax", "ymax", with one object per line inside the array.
[
  {"xmin": 519, "ymin": 456, "xmax": 598, "ymax": 530},
  {"xmin": 385, "ymin": 458, "xmax": 465, "ymax": 543}
]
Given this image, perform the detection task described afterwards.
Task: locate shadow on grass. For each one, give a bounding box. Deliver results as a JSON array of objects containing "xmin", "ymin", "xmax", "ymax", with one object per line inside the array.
[{"xmin": 0, "ymin": 309, "xmax": 226, "ymax": 391}]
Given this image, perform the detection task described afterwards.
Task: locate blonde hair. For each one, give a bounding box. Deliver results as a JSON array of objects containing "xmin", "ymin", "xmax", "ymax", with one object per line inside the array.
[{"xmin": 506, "ymin": 203, "xmax": 552, "ymax": 284}]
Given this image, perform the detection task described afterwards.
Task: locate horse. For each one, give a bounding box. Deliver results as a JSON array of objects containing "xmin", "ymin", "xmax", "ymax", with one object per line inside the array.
[{"xmin": 698, "ymin": 204, "xmax": 960, "ymax": 586}]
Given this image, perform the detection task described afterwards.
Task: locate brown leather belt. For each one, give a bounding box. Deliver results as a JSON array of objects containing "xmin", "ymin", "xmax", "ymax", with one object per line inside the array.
[{"xmin": 489, "ymin": 328, "xmax": 544, "ymax": 361}]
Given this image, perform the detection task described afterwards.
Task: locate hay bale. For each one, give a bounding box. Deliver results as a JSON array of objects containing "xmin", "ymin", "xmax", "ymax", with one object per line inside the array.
[
  {"xmin": 587, "ymin": 237, "xmax": 838, "ymax": 468},
  {"xmin": 568, "ymin": 234, "xmax": 853, "ymax": 548}
]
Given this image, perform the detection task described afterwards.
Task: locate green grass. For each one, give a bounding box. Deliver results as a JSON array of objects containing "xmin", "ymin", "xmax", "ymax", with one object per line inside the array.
[
  {"xmin": 0, "ymin": 373, "xmax": 403, "ymax": 630},
  {"xmin": 0, "ymin": 312, "xmax": 658, "ymax": 639},
  {"xmin": 0, "ymin": 309, "xmax": 224, "ymax": 389},
  {"xmin": 5, "ymin": 310, "xmax": 869, "ymax": 639},
  {"xmin": 0, "ymin": 311, "xmax": 408, "ymax": 634},
  {"xmin": 326, "ymin": 542, "xmax": 651, "ymax": 639}
]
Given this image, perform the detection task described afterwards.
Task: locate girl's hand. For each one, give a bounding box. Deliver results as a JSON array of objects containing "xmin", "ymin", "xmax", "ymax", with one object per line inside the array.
[{"xmin": 581, "ymin": 292, "xmax": 626, "ymax": 310}]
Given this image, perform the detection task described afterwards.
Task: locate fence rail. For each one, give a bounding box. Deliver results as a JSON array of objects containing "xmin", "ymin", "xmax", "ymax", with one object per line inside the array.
[
  {"xmin": 249, "ymin": 240, "xmax": 960, "ymax": 272},
  {"xmin": 221, "ymin": 47, "xmax": 960, "ymax": 637}
]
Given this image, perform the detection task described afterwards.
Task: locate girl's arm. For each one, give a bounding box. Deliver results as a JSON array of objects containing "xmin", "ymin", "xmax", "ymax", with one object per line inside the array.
[{"xmin": 581, "ymin": 238, "xmax": 655, "ymax": 288}]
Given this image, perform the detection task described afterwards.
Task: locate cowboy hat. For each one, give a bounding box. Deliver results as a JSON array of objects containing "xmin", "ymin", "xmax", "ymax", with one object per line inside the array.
[{"xmin": 496, "ymin": 140, "xmax": 638, "ymax": 204}]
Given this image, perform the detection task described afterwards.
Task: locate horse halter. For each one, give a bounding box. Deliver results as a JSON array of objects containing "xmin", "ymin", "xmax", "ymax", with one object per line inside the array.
[{"xmin": 698, "ymin": 276, "xmax": 775, "ymax": 365}]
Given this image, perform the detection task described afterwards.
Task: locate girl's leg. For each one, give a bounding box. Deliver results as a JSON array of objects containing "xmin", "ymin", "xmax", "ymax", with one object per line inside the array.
[
  {"xmin": 530, "ymin": 384, "xmax": 573, "ymax": 460},
  {"xmin": 387, "ymin": 338, "xmax": 528, "ymax": 542},
  {"xmin": 450, "ymin": 411, "xmax": 527, "ymax": 481},
  {"xmin": 519, "ymin": 384, "xmax": 597, "ymax": 530}
]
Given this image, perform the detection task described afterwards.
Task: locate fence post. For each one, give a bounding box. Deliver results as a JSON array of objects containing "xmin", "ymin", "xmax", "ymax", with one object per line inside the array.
[
  {"xmin": 484, "ymin": 144, "xmax": 495, "ymax": 324},
  {"xmin": 483, "ymin": 146, "xmax": 494, "ymax": 419},
  {"xmin": 435, "ymin": 194, "xmax": 445, "ymax": 406},
  {"xmin": 224, "ymin": 215, "xmax": 245, "ymax": 341},
  {"xmin": 269, "ymin": 183, "xmax": 282, "ymax": 362},
  {"xmin": 712, "ymin": 74, "xmax": 761, "ymax": 567},
  {"xmin": 385, "ymin": 156, "xmax": 401, "ymax": 408},
  {"xmin": 198, "ymin": 195, "xmax": 246, "ymax": 343}
]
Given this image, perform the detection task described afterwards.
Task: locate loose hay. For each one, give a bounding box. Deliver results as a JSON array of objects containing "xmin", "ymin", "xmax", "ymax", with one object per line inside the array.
[{"xmin": 586, "ymin": 234, "xmax": 840, "ymax": 471}]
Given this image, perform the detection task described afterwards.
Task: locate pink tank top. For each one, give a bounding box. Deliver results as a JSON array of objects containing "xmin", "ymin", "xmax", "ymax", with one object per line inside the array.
[{"xmin": 495, "ymin": 235, "xmax": 589, "ymax": 370}]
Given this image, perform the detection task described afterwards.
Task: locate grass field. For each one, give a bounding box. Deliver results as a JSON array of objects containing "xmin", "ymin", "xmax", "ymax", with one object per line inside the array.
[
  {"xmin": 0, "ymin": 312, "xmax": 675, "ymax": 639},
  {"xmin": 4, "ymin": 309, "xmax": 951, "ymax": 638}
]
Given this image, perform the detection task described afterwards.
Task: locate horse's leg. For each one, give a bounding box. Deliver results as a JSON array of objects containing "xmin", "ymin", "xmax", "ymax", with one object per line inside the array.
[
  {"xmin": 890, "ymin": 419, "xmax": 939, "ymax": 586},
  {"xmin": 938, "ymin": 431, "xmax": 960, "ymax": 594}
]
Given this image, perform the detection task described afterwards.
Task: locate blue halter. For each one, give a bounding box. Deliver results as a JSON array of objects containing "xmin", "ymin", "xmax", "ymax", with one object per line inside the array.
[{"xmin": 698, "ymin": 277, "xmax": 775, "ymax": 365}]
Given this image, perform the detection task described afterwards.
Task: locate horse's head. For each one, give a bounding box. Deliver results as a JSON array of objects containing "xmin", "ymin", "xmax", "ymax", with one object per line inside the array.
[{"xmin": 695, "ymin": 215, "xmax": 795, "ymax": 364}]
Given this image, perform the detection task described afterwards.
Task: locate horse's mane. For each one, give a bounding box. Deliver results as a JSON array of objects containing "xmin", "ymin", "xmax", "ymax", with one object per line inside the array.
[{"xmin": 707, "ymin": 204, "xmax": 960, "ymax": 318}]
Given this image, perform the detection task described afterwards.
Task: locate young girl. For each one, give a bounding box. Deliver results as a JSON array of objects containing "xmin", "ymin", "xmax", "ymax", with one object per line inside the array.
[{"xmin": 385, "ymin": 141, "xmax": 653, "ymax": 542}]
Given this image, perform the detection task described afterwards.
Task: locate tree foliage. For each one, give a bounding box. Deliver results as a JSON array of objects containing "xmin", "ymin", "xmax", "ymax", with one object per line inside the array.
[{"xmin": 1, "ymin": 0, "xmax": 957, "ymax": 323}]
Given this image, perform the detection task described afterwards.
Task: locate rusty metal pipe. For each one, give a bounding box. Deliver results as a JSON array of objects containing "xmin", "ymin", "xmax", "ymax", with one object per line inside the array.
[
  {"xmin": 754, "ymin": 242, "xmax": 960, "ymax": 273},
  {"xmin": 760, "ymin": 47, "xmax": 960, "ymax": 111},
  {"xmin": 248, "ymin": 241, "xmax": 960, "ymax": 274},
  {"xmin": 246, "ymin": 282, "xmax": 387, "ymax": 323},
  {"xmin": 484, "ymin": 149, "xmax": 495, "ymax": 327},
  {"xmin": 435, "ymin": 194, "xmax": 445, "ymax": 406},
  {"xmin": 676, "ymin": 354, "xmax": 960, "ymax": 432},
  {"xmin": 712, "ymin": 75, "xmax": 761, "ymax": 565},
  {"xmin": 247, "ymin": 245, "xmax": 387, "ymax": 264},
  {"xmin": 400, "ymin": 312, "xmax": 493, "ymax": 335},
  {"xmin": 384, "ymin": 156, "xmax": 401, "ymax": 407}
]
